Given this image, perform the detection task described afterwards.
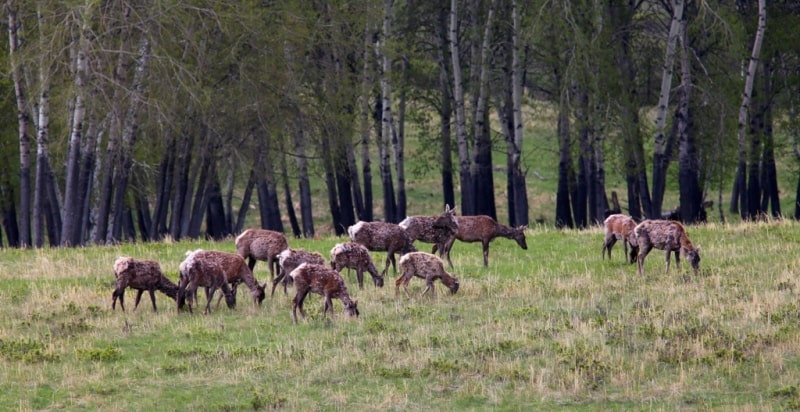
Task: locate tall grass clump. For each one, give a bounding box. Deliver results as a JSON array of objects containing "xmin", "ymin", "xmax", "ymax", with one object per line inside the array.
[{"xmin": 1, "ymin": 220, "xmax": 800, "ymax": 409}]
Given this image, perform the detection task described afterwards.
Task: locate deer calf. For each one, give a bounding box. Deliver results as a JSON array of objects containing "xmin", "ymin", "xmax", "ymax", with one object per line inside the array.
[
  {"xmin": 112, "ymin": 257, "xmax": 179, "ymax": 312},
  {"xmin": 396, "ymin": 252, "xmax": 460, "ymax": 297},
  {"xmin": 601, "ymin": 214, "xmax": 638, "ymax": 264},
  {"xmin": 330, "ymin": 242, "xmax": 384, "ymax": 289},
  {"xmin": 271, "ymin": 248, "xmax": 326, "ymax": 297},
  {"xmin": 634, "ymin": 219, "xmax": 701, "ymax": 276},
  {"xmin": 289, "ymin": 263, "xmax": 359, "ymax": 324}
]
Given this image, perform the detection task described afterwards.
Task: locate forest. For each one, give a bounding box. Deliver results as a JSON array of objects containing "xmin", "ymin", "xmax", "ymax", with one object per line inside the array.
[{"xmin": 0, "ymin": 0, "xmax": 798, "ymax": 248}]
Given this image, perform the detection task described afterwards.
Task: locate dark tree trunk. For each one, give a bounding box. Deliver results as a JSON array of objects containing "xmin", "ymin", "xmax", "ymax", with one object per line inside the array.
[
  {"xmin": 555, "ymin": 85, "xmax": 574, "ymax": 229},
  {"xmin": 122, "ymin": 207, "xmax": 136, "ymax": 242},
  {"xmin": 153, "ymin": 137, "xmax": 175, "ymax": 239},
  {"xmin": 437, "ymin": 5, "xmax": 456, "ymax": 211},
  {"xmin": 746, "ymin": 89, "xmax": 763, "ymax": 219},
  {"xmin": 473, "ymin": 110, "xmax": 496, "ymax": 220},
  {"xmin": 0, "ymin": 180, "xmax": 19, "ymax": 247},
  {"xmin": 322, "ymin": 136, "xmax": 343, "ymax": 233},
  {"xmin": 205, "ymin": 176, "xmax": 227, "ymax": 241},
  {"xmin": 676, "ymin": 21, "xmax": 703, "ymax": 224},
  {"xmin": 135, "ymin": 191, "xmax": 152, "ymax": 241},
  {"xmin": 759, "ymin": 58, "xmax": 780, "ymax": 218},
  {"xmin": 257, "ymin": 178, "xmax": 283, "ymax": 232},
  {"xmin": 169, "ymin": 130, "xmax": 193, "ymax": 241},
  {"xmin": 236, "ymin": 170, "xmax": 256, "ymax": 234},
  {"xmin": 280, "ymin": 153, "xmax": 301, "ymax": 238},
  {"xmin": 186, "ymin": 147, "xmax": 212, "ymax": 239}
]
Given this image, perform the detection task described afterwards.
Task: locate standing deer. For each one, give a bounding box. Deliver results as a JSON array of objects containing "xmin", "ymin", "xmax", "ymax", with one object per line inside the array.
[
  {"xmin": 601, "ymin": 214, "xmax": 639, "ymax": 264},
  {"xmin": 177, "ymin": 249, "xmax": 236, "ymax": 314},
  {"xmin": 347, "ymin": 221, "xmax": 417, "ymax": 276},
  {"xmin": 634, "ymin": 219, "xmax": 701, "ymax": 276},
  {"xmin": 330, "ymin": 242, "xmax": 384, "ymax": 289},
  {"xmin": 111, "ymin": 257, "xmax": 179, "ymax": 312},
  {"xmin": 289, "ymin": 263, "xmax": 359, "ymax": 324},
  {"xmin": 186, "ymin": 250, "xmax": 266, "ymax": 308},
  {"xmin": 399, "ymin": 204, "xmax": 459, "ymax": 256},
  {"xmin": 235, "ymin": 229, "xmax": 289, "ymax": 278},
  {"xmin": 435, "ymin": 215, "xmax": 527, "ymax": 267},
  {"xmin": 271, "ymin": 248, "xmax": 326, "ymax": 297},
  {"xmin": 396, "ymin": 252, "xmax": 460, "ymax": 297}
]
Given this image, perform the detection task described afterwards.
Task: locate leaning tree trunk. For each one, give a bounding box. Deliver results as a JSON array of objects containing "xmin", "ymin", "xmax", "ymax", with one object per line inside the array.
[
  {"xmin": 450, "ymin": 0, "xmax": 474, "ymax": 216},
  {"xmin": 732, "ymin": 0, "xmax": 766, "ymax": 219},
  {"xmin": 7, "ymin": 1, "xmax": 32, "ymax": 248},
  {"xmin": 651, "ymin": 0, "xmax": 685, "ymax": 219}
]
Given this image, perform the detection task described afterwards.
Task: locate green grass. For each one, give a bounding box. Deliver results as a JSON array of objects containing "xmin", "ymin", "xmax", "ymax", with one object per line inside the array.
[{"xmin": 3, "ymin": 220, "xmax": 800, "ymax": 410}]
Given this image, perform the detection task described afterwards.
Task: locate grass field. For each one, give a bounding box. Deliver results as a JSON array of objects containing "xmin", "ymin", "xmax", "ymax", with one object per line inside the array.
[{"xmin": 2, "ymin": 220, "xmax": 800, "ymax": 410}]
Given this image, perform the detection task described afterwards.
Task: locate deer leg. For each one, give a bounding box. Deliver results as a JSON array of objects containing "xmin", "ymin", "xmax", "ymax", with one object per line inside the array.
[
  {"xmin": 112, "ymin": 288, "xmax": 125, "ymax": 311},
  {"xmin": 482, "ymin": 241, "xmax": 490, "ymax": 267},
  {"xmin": 292, "ymin": 289, "xmax": 310, "ymax": 324},
  {"xmin": 637, "ymin": 244, "xmax": 653, "ymax": 276},
  {"xmin": 664, "ymin": 250, "xmax": 672, "ymax": 273},
  {"xmin": 323, "ymin": 296, "xmax": 334, "ymax": 317},
  {"xmin": 148, "ymin": 289, "xmax": 158, "ymax": 312},
  {"xmin": 204, "ymin": 287, "xmax": 215, "ymax": 314},
  {"xmin": 270, "ymin": 271, "xmax": 285, "ymax": 298},
  {"xmin": 674, "ymin": 251, "xmax": 681, "ymax": 271},
  {"xmin": 421, "ymin": 278, "xmax": 435, "ymax": 297},
  {"xmin": 247, "ymin": 257, "xmax": 257, "ymax": 272},
  {"xmin": 602, "ymin": 235, "xmax": 616, "ymax": 260},
  {"xmin": 356, "ymin": 269, "xmax": 364, "ymax": 289}
]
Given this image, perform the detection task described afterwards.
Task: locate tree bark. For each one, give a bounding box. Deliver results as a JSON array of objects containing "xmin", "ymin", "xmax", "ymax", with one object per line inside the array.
[
  {"xmin": 7, "ymin": 1, "xmax": 32, "ymax": 247},
  {"xmin": 472, "ymin": 0, "xmax": 496, "ymax": 219},
  {"xmin": 379, "ymin": 0, "xmax": 398, "ymax": 222},
  {"xmin": 509, "ymin": 0, "xmax": 528, "ymax": 226},
  {"xmin": 677, "ymin": 18, "xmax": 702, "ymax": 224},
  {"xmin": 450, "ymin": 0, "xmax": 474, "ymax": 216},
  {"xmin": 651, "ymin": 0, "xmax": 685, "ymax": 219},
  {"xmin": 733, "ymin": 0, "xmax": 766, "ymax": 220},
  {"xmin": 437, "ymin": 3, "xmax": 456, "ymax": 211}
]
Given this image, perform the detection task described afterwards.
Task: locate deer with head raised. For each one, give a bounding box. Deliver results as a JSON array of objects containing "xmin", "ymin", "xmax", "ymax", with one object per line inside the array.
[{"xmin": 399, "ymin": 204, "xmax": 459, "ymax": 257}]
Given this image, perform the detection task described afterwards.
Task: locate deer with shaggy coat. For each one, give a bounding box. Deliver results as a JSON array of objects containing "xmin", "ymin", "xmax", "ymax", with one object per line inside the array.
[
  {"xmin": 111, "ymin": 257, "xmax": 179, "ymax": 312},
  {"xmin": 399, "ymin": 204, "xmax": 459, "ymax": 256},
  {"xmin": 235, "ymin": 229, "xmax": 289, "ymax": 278},
  {"xmin": 181, "ymin": 249, "xmax": 267, "ymax": 309},
  {"xmin": 348, "ymin": 221, "xmax": 417, "ymax": 276},
  {"xmin": 396, "ymin": 252, "xmax": 460, "ymax": 297},
  {"xmin": 634, "ymin": 219, "xmax": 701, "ymax": 276},
  {"xmin": 330, "ymin": 242, "xmax": 384, "ymax": 289},
  {"xmin": 271, "ymin": 248, "xmax": 327, "ymax": 297},
  {"xmin": 436, "ymin": 215, "xmax": 527, "ymax": 267},
  {"xmin": 289, "ymin": 263, "xmax": 359, "ymax": 324},
  {"xmin": 177, "ymin": 250, "xmax": 236, "ymax": 314},
  {"xmin": 601, "ymin": 214, "xmax": 639, "ymax": 264}
]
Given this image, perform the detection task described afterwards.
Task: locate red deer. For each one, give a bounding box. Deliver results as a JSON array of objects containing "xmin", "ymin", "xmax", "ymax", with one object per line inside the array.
[
  {"xmin": 177, "ymin": 250, "xmax": 236, "ymax": 314},
  {"xmin": 347, "ymin": 221, "xmax": 417, "ymax": 276},
  {"xmin": 435, "ymin": 215, "xmax": 527, "ymax": 267},
  {"xmin": 289, "ymin": 263, "xmax": 359, "ymax": 324},
  {"xmin": 399, "ymin": 204, "xmax": 459, "ymax": 256},
  {"xmin": 396, "ymin": 252, "xmax": 460, "ymax": 297},
  {"xmin": 601, "ymin": 214, "xmax": 639, "ymax": 264},
  {"xmin": 330, "ymin": 242, "xmax": 384, "ymax": 289},
  {"xmin": 185, "ymin": 250, "xmax": 266, "ymax": 308},
  {"xmin": 111, "ymin": 257, "xmax": 179, "ymax": 312},
  {"xmin": 634, "ymin": 220, "xmax": 701, "ymax": 276},
  {"xmin": 235, "ymin": 229, "xmax": 289, "ymax": 278},
  {"xmin": 271, "ymin": 248, "xmax": 326, "ymax": 297}
]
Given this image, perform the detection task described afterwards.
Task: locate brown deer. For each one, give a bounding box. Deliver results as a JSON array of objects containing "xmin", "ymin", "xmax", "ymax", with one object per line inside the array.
[
  {"xmin": 396, "ymin": 252, "xmax": 460, "ymax": 297},
  {"xmin": 177, "ymin": 249, "xmax": 236, "ymax": 314},
  {"xmin": 271, "ymin": 248, "xmax": 326, "ymax": 297},
  {"xmin": 436, "ymin": 215, "xmax": 527, "ymax": 267},
  {"xmin": 634, "ymin": 219, "xmax": 701, "ymax": 276},
  {"xmin": 185, "ymin": 250, "xmax": 266, "ymax": 308},
  {"xmin": 330, "ymin": 242, "xmax": 384, "ymax": 289},
  {"xmin": 289, "ymin": 263, "xmax": 359, "ymax": 324},
  {"xmin": 399, "ymin": 204, "xmax": 459, "ymax": 256},
  {"xmin": 347, "ymin": 221, "xmax": 417, "ymax": 276},
  {"xmin": 601, "ymin": 214, "xmax": 639, "ymax": 264},
  {"xmin": 111, "ymin": 257, "xmax": 179, "ymax": 312},
  {"xmin": 235, "ymin": 229, "xmax": 289, "ymax": 278}
]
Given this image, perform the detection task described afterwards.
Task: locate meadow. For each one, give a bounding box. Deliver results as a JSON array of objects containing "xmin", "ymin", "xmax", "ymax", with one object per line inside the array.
[{"xmin": 2, "ymin": 219, "xmax": 800, "ymax": 411}]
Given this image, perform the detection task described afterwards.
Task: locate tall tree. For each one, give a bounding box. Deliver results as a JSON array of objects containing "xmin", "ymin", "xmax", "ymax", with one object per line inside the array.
[{"xmin": 450, "ymin": 0, "xmax": 474, "ymax": 216}]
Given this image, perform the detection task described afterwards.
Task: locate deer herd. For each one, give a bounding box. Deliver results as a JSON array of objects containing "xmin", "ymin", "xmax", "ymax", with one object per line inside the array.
[{"xmin": 111, "ymin": 205, "xmax": 701, "ymax": 323}]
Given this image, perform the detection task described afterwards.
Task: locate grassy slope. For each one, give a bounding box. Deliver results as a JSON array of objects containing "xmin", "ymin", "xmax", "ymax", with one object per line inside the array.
[{"xmin": 2, "ymin": 221, "xmax": 800, "ymax": 410}]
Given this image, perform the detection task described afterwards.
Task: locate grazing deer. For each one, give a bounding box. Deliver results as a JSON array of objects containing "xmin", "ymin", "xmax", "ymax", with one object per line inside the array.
[
  {"xmin": 435, "ymin": 215, "xmax": 527, "ymax": 267},
  {"xmin": 289, "ymin": 263, "xmax": 359, "ymax": 324},
  {"xmin": 634, "ymin": 219, "xmax": 701, "ymax": 276},
  {"xmin": 601, "ymin": 214, "xmax": 639, "ymax": 264},
  {"xmin": 399, "ymin": 204, "xmax": 459, "ymax": 256},
  {"xmin": 396, "ymin": 252, "xmax": 460, "ymax": 297},
  {"xmin": 184, "ymin": 250, "xmax": 266, "ymax": 308},
  {"xmin": 330, "ymin": 242, "xmax": 384, "ymax": 289},
  {"xmin": 235, "ymin": 229, "xmax": 289, "ymax": 278},
  {"xmin": 111, "ymin": 257, "xmax": 179, "ymax": 312},
  {"xmin": 271, "ymin": 248, "xmax": 326, "ymax": 297},
  {"xmin": 177, "ymin": 250, "xmax": 236, "ymax": 314},
  {"xmin": 347, "ymin": 221, "xmax": 417, "ymax": 276}
]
